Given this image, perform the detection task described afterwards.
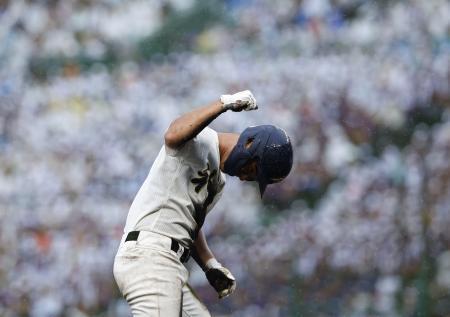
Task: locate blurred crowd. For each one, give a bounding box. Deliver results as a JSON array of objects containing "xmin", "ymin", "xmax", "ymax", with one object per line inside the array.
[{"xmin": 0, "ymin": 0, "xmax": 449, "ymax": 316}]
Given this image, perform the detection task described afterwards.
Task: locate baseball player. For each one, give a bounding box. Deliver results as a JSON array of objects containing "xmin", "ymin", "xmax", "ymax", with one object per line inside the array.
[{"xmin": 113, "ymin": 90, "xmax": 293, "ymax": 316}]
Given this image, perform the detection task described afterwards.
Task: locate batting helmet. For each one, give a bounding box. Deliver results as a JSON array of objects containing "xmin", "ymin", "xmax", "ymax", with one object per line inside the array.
[{"xmin": 223, "ymin": 125, "xmax": 293, "ymax": 197}]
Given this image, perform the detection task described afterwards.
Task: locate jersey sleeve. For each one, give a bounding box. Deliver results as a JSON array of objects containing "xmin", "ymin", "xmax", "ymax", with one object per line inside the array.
[{"xmin": 165, "ymin": 127, "xmax": 219, "ymax": 163}]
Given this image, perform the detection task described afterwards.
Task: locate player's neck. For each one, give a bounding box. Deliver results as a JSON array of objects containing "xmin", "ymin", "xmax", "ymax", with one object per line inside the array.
[{"xmin": 218, "ymin": 133, "xmax": 239, "ymax": 172}]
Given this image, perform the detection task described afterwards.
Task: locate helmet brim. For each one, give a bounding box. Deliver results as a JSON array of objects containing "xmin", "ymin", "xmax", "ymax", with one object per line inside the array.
[
  {"xmin": 257, "ymin": 168, "xmax": 269, "ymax": 198},
  {"xmin": 258, "ymin": 181, "xmax": 268, "ymax": 198}
]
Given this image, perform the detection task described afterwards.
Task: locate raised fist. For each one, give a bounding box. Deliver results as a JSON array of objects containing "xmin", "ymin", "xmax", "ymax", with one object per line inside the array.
[{"xmin": 220, "ymin": 90, "xmax": 258, "ymax": 112}]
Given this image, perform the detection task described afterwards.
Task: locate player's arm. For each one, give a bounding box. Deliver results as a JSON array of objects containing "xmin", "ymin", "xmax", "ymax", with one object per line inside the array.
[
  {"xmin": 164, "ymin": 90, "xmax": 257, "ymax": 149},
  {"xmin": 191, "ymin": 229, "xmax": 214, "ymax": 270},
  {"xmin": 192, "ymin": 229, "xmax": 236, "ymax": 299}
]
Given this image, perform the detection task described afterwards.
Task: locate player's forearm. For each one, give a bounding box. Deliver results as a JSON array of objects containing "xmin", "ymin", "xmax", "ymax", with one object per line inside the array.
[
  {"xmin": 164, "ymin": 100, "xmax": 225, "ymax": 149},
  {"xmin": 192, "ymin": 229, "xmax": 215, "ymax": 270}
]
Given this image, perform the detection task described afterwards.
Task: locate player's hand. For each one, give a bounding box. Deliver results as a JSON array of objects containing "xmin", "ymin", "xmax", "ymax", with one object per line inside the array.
[
  {"xmin": 220, "ymin": 90, "xmax": 258, "ymax": 112},
  {"xmin": 204, "ymin": 258, "xmax": 236, "ymax": 299}
]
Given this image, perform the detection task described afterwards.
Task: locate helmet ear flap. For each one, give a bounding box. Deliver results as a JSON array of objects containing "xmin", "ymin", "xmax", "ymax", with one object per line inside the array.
[{"xmin": 223, "ymin": 133, "xmax": 255, "ymax": 176}]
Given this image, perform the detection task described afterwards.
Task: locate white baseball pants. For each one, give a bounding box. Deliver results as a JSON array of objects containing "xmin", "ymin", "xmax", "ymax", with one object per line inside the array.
[{"xmin": 113, "ymin": 232, "xmax": 211, "ymax": 317}]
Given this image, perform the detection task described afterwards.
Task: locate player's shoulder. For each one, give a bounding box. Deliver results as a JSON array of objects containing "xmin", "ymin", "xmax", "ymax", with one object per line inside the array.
[
  {"xmin": 191, "ymin": 127, "xmax": 219, "ymax": 151},
  {"xmin": 165, "ymin": 127, "xmax": 218, "ymax": 157},
  {"xmin": 188, "ymin": 127, "xmax": 219, "ymax": 159},
  {"xmin": 197, "ymin": 126, "xmax": 218, "ymax": 142}
]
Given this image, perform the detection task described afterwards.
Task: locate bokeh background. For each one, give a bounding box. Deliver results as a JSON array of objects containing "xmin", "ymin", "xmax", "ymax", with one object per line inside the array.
[{"xmin": 1, "ymin": 0, "xmax": 449, "ymax": 316}]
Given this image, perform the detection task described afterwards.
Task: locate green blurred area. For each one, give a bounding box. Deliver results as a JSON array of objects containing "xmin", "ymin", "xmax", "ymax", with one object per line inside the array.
[{"xmin": 29, "ymin": 0, "xmax": 227, "ymax": 80}]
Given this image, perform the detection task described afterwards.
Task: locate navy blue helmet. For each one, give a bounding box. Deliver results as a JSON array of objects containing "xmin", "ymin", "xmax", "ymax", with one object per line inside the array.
[{"xmin": 223, "ymin": 125, "xmax": 293, "ymax": 196}]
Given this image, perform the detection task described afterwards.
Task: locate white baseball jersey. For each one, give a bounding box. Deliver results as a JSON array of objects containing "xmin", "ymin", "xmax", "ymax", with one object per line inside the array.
[{"xmin": 124, "ymin": 127, "xmax": 226, "ymax": 247}]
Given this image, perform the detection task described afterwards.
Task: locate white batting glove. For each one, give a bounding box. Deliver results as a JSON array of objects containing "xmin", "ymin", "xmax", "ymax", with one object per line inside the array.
[
  {"xmin": 220, "ymin": 90, "xmax": 258, "ymax": 112},
  {"xmin": 204, "ymin": 258, "xmax": 236, "ymax": 299}
]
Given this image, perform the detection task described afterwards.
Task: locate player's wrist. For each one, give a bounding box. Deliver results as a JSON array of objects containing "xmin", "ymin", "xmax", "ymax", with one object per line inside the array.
[
  {"xmin": 215, "ymin": 99, "xmax": 228, "ymax": 113},
  {"xmin": 204, "ymin": 257, "xmax": 221, "ymax": 271}
]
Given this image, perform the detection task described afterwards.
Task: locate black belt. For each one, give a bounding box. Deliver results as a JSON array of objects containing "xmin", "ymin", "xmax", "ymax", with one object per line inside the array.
[{"xmin": 125, "ymin": 231, "xmax": 191, "ymax": 263}]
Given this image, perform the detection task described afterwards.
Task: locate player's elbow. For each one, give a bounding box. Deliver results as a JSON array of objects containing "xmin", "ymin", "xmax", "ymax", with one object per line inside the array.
[{"xmin": 164, "ymin": 130, "xmax": 180, "ymax": 149}]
